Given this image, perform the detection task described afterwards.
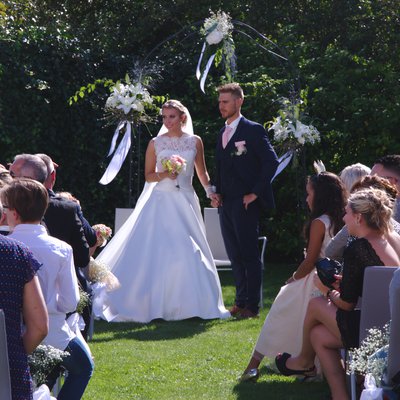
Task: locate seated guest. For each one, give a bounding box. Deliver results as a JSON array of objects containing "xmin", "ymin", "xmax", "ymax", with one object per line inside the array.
[
  {"xmin": 339, "ymin": 163, "xmax": 371, "ymax": 194},
  {"xmin": 2, "ymin": 178, "xmax": 94, "ymax": 399},
  {"xmin": 0, "ymin": 201, "xmax": 48, "ymax": 399},
  {"xmin": 371, "ymin": 154, "xmax": 400, "ymax": 222},
  {"xmin": 326, "ymin": 175, "xmax": 400, "ymax": 261},
  {"xmin": 240, "ymin": 172, "xmax": 347, "ymax": 381},
  {"xmin": 276, "ymin": 188, "xmax": 400, "ymax": 400}
]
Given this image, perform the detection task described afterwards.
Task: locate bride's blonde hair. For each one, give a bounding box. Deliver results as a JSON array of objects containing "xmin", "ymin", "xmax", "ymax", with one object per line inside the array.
[{"xmin": 162, "ymin": 100, "xmax": 188, "ymax": 126}]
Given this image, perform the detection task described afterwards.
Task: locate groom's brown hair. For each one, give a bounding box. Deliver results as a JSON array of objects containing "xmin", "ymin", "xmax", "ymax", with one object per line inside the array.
[{"xmin": 217, "ymin": 83, "xmax": 244, "ymax": 99}]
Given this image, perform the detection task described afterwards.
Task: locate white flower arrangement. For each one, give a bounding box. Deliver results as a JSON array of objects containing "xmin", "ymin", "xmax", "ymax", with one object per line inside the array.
[
  {"xmin": 197, "ymin": 10, "xmax": 236, "ymax": 85},
  {"xmin": 268, "ymin": 98, "xmax": 320, "ymax": 151},
  {"xmin": 88, "ymin": 257, "xmax": 120, "ymax": 291},
  {"xmin": 349, "ymin": 323, "xmax": 390, "ymax": 387},
  {"xmin": 28, "ymin": 345, "xmax": 69, "ymax": 388},
  {"xmin": 104, "ymin": 74, "xmax": 153, "ymax": 125},
  {"xmin": 201, "ymin": 10, "xmax": 233, "ymax": 46}
]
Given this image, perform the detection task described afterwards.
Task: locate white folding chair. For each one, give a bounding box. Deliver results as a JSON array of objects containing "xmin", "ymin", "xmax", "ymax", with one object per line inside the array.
[
  {"xmin": 203, "ymin": 207, "xmax": 267, "ymax": 307},
  {"xmin": 349, "ymin": 266, "xmax": 398, "ymax": 399},
  {"xmin": 387, "ymin": 268, "xmax": 400, "ymax": 385},
  {"xmin": 0, "ymin": 309, "xmax": 12, "ymax": 400}
]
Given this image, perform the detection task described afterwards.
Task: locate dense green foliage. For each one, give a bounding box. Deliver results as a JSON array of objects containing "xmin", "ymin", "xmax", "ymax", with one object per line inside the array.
[{"xmin": 1, "ymin": 1, "xmax": 399, "ymax": 260}]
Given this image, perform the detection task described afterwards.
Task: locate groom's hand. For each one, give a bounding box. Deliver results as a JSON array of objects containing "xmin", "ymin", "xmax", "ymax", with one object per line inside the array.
[
  {"xmin": 210, "ymin": 193, "xmax": 221, "ymax": 208},
  {"xmin": 243, "ymin": 193, "xmax": 257, "ymax": 210}
]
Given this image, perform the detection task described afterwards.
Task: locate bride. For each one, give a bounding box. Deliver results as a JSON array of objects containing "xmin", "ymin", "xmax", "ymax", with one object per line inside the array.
[{"xmin": 96, "ymin": 99, "xmax": 230, "ymax": 322}]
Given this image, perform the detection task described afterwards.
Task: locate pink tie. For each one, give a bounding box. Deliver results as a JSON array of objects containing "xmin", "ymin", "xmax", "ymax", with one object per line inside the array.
[{"xmin": 222, "ymin": 126, "xmax": 232, "ymax": 149}]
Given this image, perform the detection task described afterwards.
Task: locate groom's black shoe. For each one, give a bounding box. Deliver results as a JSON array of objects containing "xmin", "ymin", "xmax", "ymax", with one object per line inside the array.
[
  {"xmin": 237, "ymin": 308, "xmax": 259, "ymax": 319},
  {"xmin": 229, "ymin": 304, "xmax": 245, "ymax": 316}
]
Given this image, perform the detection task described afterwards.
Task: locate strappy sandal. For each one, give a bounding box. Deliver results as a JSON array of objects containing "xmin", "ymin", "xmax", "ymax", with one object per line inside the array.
[{"xmin": 275, "ymin": 352, "xmax": 316, "ymax": 378}]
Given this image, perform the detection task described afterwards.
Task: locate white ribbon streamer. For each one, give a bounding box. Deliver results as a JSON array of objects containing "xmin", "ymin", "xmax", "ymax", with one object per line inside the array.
[
  {"xmin": 196, "ymin": 42, "xmax": 207, "ymax": 80},
  {"xmin": 271, "ymin": 150, "xmax": 294, "ymax": 182},
  {"xmin": 107, "ymin": 120, "xmax": 126, "ymax": 157},
  {"xmin": 99, "ymin": 122, "xmax": 132, "ymax": 185},
  {"xmin": 200, "ymin": 52, "xmax": 216, "ymax": 93}
]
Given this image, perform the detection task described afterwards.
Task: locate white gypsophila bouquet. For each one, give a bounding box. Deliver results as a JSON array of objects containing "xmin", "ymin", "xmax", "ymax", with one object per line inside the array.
[
  {"xmin": 349, "ymin": 323, "xmax": 390, "ymax": 386},
  {"xmin": 76, "ymin": 287, "xmax": 91, "ymax": 315},
  {"xmin": 28, "ymin": 345, "xmax": 69, "ymax": 388},
  {"xmin": 268, "ymin": 97, "xmax": 320, "ymax": 151},
  {"xmin": 104, "ymin": 74, "xmax": 153, "ymax": 125},
  {"xmin": 88, "ymin": 257, "xmax": 120, "ymax": 291}
]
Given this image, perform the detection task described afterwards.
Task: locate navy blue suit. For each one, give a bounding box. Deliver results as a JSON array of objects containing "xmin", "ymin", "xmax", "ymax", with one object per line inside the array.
[{"xmin": 215, "ymin": 116, "xmax": 278, "ymax": 312}]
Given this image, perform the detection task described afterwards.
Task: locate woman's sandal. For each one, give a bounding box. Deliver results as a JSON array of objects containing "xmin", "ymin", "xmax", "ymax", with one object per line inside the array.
[
  {"xmin": 238, "ymin": 368, "xmax": 259, "ymax": 383},
  {"xmin": 275, "ymin": 352, "xmax": 316, "ymax": 378}
]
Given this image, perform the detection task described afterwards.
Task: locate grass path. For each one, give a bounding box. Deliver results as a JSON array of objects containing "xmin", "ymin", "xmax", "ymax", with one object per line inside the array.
[{"xmin": 83, "ymin": 263, "xmax": 329, "ymax": 399}]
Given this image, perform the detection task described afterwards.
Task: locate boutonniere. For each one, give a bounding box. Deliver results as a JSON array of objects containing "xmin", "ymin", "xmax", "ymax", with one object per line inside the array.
[{"xmin": 231, "ymin": 140, "xmax": 247, "ymax": 156}]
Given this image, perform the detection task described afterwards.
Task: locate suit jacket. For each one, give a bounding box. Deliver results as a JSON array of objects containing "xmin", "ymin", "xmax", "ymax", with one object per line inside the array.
[
  {"xmin": 215, "ymin": 116, "xmax": 278, "ymax": 209},
  {"xmin": 43, "ymin": 190, "xmax": 90, "ymax": 268}
]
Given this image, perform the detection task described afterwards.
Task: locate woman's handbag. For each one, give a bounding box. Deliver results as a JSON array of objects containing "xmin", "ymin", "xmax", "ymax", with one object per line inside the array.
[{"xmin": 315, "ymin": 257, "xmax": 342, "ymax": 289}]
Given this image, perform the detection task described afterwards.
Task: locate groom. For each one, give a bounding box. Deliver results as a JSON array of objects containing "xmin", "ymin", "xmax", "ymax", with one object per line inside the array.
[{"xmin": 211, "ymin": 83, "xmax": 278, "ymax": 318}]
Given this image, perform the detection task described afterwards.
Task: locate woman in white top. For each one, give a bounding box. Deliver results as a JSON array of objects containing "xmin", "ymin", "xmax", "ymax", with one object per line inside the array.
[
  {"xmin": 3, "ymin": 178, "xmax": 94, "ymax": 400},
  {"xmin": 240, "ymin": 172, "xmax": 347, "ymax": 382}
]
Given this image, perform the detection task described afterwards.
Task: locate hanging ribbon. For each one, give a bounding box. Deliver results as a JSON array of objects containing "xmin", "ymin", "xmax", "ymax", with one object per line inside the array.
[
  {"xmin": 107, "ymin": 120, "xmax": 126, "ymax": 157},
  {"xmin": 196, "ymin": 41, "xmax": 217, "ymax": 93},
  {"xmin": 99, "ymin": 121, "xmax": 132, "ymax": 185},
  {"xmin": 271, "ymin": 150, "xmax": 294, "ymax": 182}
]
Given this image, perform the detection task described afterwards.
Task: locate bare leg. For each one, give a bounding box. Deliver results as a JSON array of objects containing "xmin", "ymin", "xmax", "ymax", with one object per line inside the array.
[
  {"xmin": 285, "ymin": 296, "xmax": 341, "ymax": 371},
  {"xmin": 311, "ymin": 325, "xmax": 349, "ymax": 400},
  {"xmin": 243, "ymin": 350, "xmax": 264, "ymax": 372}
]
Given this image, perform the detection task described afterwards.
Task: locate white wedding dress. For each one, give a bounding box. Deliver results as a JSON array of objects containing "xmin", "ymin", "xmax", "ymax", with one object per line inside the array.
[{"xmin": 95, "ymin": 133, "xmax": 230, "ymax": 323}]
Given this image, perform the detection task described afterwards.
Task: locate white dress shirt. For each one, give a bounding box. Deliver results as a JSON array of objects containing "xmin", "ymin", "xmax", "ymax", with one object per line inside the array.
[
  {"xmin": 224, "ymin": 114, "xmax": 242, "ymax": 145},
  {"xmin": 10, "ymin": 224, "xmax": 79, "ymax": 350}
]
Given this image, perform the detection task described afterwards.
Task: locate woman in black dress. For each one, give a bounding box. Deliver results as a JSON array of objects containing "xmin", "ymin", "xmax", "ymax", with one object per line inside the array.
[{"xmin": 275, "ymin": 188, "xmax": 400, "ymax": 400}]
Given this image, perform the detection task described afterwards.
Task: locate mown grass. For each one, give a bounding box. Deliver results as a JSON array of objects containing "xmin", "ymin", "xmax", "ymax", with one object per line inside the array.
[{"xmin": 83, "ymin": 263, "xmax": 329, "ymax": 399}]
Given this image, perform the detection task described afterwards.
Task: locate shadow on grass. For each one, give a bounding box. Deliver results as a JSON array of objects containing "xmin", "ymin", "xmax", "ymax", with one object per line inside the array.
[
  {"xmin": 91, "ymin": 317, "xmax": 222, "ymax": 343},
  {"xmin": 233, "ymin": 366, "xmax": 329, "ymax": 400}
]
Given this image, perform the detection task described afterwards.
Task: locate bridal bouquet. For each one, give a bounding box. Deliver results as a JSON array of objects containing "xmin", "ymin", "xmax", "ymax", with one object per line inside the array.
[
  {"xmin": 92, "ymin": 223, "xmax": 112, "ymax": 247},
  {"xmin": 161, "ymin": 155, "xmax": 187, "ymax": 175},
  {"xmin": 28, "ymin": 345, "xmax": 69, "ymax": 387},
  {"xmin": 268, "ymin": 97, "xmax": 320, "ymax": 151}
]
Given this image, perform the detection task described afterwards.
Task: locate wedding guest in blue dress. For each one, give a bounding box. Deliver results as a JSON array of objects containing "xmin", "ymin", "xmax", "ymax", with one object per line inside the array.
[
  {"xmin": 276, "ymin": 188, "xmax": 400, "ymax": 400},
  {"xmin": 0, "ymin": 201, "xmax": 48, "ymax": 400}
]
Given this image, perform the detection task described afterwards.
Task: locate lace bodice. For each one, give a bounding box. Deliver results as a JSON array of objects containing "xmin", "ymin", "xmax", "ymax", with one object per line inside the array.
[{"xmin": 154, "ymin": 133, "xmax": 197, "ymax": 191}]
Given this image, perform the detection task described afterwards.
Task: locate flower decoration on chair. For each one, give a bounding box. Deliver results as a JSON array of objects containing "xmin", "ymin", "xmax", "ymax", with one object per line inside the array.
[
  {"xmin": 99, "ymin": 74, "xmax": 155, "ymax": 185},
  {"xmin": 269, "ymin": 97, "xmax": 321, "ymax": 181},
  {"xmin": 28, "ymin": 345, "xmax": 70, "ymax": 388},
  {"xmin": 349, "ymin": 323, "xmax": 390, "ymax": 387},
  {"xmin": 196, "ymin": 10, "xmax": 236, "ymax": 92}
]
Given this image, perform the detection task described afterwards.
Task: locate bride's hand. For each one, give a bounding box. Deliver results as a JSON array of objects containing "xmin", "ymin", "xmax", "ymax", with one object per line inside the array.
[{"xmin": 166, "ymin": 171, "xmax": 178, "ymax": 180}]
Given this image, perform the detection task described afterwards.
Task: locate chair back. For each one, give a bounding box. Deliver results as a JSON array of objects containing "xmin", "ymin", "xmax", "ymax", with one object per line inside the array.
[
  {"xmin": 0, "ymin": 309, "xmax": 12, "ymax": 400},
  {"xmin": 359, "ymin": 266, "xmax": 398, "ymax": 342},
  {"xmin": 388, "ymin": 268, "xmax": 400, "ymax": 382},
  {"xmin": 203, "ymin": 208, "xmax": 230, "ymax": 265}
]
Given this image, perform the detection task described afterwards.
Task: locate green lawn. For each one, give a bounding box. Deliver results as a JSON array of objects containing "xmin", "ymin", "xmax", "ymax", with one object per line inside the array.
[{"xmin": 83, "ymin": 263, "xmax": 329, "ymax": 399}]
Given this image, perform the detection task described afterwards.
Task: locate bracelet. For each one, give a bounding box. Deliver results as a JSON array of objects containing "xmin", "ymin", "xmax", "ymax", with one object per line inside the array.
[
  {"xmin": 292, "ymin": 271, "xmax": 297, "ymax": 281},
  {"xmin": 204, "ymin": 185, "xmax": 216, "ymax": 198}
]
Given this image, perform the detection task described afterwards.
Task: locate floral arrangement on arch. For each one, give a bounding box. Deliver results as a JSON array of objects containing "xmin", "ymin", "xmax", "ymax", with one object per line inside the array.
[
  {"xmin": 196, "ymin": 10, "xmax": 236, "ymax": 92},
  {"xmin": 268, "ymin": 97, "xmax": 321, "ymax": 153},
  {"xmin": 104, "ymin": 74, "xmax": 154, "ymax": 126}
]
